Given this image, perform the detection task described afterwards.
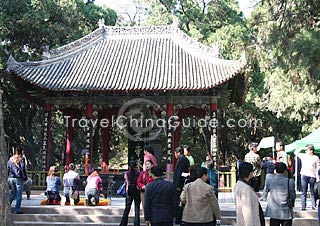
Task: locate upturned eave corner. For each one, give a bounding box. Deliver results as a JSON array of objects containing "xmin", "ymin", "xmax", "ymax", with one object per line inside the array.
[
  {"xmin": 6, "ymin": 55, "xmax": 18, "ymax": 73},
  {"xmin": 239, "ymin": 51, "xmax": 247, "ymax": 66}
]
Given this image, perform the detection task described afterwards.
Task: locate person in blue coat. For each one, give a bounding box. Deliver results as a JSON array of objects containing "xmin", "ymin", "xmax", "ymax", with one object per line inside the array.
[
  {"xmin": 46, "ymin": 166, "xmax": 61, "ymax": 204},
  {"xmin": 144, "ymin": 166, "xmax": 175, "ymax": 226}
]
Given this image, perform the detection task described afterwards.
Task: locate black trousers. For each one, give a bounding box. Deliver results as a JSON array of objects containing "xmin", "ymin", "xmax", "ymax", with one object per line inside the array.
[
  {"xmin": 184, "ymin": 222, "xmax": 213, "ymax": 226},
  {"xmin": 250, "ymin": 175, "xmax": 261, "ymax": 192},
  {"xmin": 270, "ymin": 218, "xmax": 292, "ymax": 226},
  {"xmin": 152, "ymin": 222, "xmax": 173, "ymax": 226}
]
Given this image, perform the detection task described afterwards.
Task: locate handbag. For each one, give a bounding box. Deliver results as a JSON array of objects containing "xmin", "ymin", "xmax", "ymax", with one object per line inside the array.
[
  {"xmin": 314, "ymin": 181, "xmax": 320, "ymax": 200},
  {"xmin": 117, "ymin": 182, "xmax": 126, "ymax": 197},
  {"xmin": 287, "ymin": 178, "xmax": 294, "ymax": 208},
  {"xmin": 70, "ymin": 188, "xmax": 79, "ymax": 199},
  {"xmin": 67, "ymin": 176, "xmax": 79, "ymax": 199}
]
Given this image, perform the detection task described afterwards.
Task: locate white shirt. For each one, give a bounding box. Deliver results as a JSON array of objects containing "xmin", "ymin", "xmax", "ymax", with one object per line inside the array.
[{"xmin": 297, "ymin": 154, "xmax": 319, "ymax": 178}]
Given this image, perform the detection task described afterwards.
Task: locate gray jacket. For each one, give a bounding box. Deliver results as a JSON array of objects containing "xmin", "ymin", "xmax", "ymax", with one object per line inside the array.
[{"xmin": 265, "ymin": 174, "xmax": 296, "ymax": 219}]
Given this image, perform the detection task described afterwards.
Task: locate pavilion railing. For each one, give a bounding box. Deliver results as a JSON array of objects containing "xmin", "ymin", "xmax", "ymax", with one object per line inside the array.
[
  {"xmin": 28, "ymin": 170, "xmax": 64, "ymax": 190},
  {"xmin": 27, "ymin": 165, "xmax": 237, "ymax": 192},
  {"xmin": 218, "ymin": 164, "xmax": 237, "ymax": 192}
]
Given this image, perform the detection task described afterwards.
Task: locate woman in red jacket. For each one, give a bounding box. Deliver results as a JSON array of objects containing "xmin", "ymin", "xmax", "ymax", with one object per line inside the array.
[{"xmin": 137, "ymin": 160, "xmax": 154, "ymax": 208}]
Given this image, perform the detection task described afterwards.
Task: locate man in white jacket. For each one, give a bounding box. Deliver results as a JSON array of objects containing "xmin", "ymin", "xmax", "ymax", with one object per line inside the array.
[{"xmin": 234, "ymin": 162, "xmax": 265, "ymax": 226}]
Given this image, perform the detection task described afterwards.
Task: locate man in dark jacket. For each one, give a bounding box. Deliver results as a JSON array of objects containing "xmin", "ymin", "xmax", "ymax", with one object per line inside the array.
[
  {"xmin": 145, "ymin": 166, "xmax": 175, "ymax": 226},
  {"xmin": 173, "ymin": 146, "xmax": 190, "ymax": 224},
  {"xmin": 8, "ymin": 146, "xmax": 27, "ymax": 214}
]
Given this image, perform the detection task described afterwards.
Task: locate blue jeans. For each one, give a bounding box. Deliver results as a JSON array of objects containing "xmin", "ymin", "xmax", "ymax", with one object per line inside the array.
[
  {"xmin": 8, "ymin": 177, "xmax": 24, "ymax": 212},
  {"xmin": 120, "ymin": 194, "xmax": 141, "ymax": 226},
  {"xmin": 85, "ymin": 188, "xmax": 99, "ymax": 205},
  {"xmin": 301, "ymin": 175, "xmax": 316, "ymax": 208}
]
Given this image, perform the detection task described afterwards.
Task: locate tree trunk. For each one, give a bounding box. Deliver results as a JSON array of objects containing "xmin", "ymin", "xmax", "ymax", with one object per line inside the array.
[{"xmin": 0, "ymin": 86, "xmax": 14, "ymax": 225}]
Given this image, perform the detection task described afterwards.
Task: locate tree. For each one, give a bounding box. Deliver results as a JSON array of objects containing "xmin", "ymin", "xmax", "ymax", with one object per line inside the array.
[
  {"xmin": 0, "ymin": 79, "xmax": 13, "ymax": 226},
  {"xmin": 249, "ymin": 0, "xmax": 320, "ymax": 132},
  {"xmin": 0, "ymin": 0, "xmax": 117, "ymax": 168}
]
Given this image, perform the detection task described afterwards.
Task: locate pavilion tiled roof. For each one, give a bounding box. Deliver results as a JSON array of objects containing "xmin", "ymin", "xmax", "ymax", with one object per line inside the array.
[{"xmin": 7, "ymin": 25, "xmax": 246, "ymax": 92}]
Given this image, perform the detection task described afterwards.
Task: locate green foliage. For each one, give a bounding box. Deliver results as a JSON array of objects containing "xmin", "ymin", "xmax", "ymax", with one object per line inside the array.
[
  {"xmin": 249, "ymin": 0, "xmax": 320, "ymax": 131},
  {"xmin": 2, "ymin": 0, "xmax": 319, "ymax": 170},
  {"xmin": 0, "ymin": 0, "xmax": 117, "ymax": 169},
  {"xmin": 144, "ymin": 0, "xmax": 246, "ymax": 41},
  {"xmin": 207, "ymin": 24, "xmax": 249, "ymax": 59},
  {"xmin": 180, "ymin": 118, "xmax": 208, "ymax": 164},
  {"xmin": 1, "ymin": 0, "xmax": 117, "ymax": 60}
]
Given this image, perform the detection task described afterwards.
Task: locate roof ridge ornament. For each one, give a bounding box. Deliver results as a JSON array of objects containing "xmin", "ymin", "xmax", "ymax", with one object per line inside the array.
[
  {"xmin": 171, "ymin": 16, "xmax": 179, "ymax": 28},
  {"xmin": 98, "ymin": 18, "xmax": 105, "ymax": 28},
  {"xmin": 42, "ymin": 45, "xmax": 50, "ymax": 60},
  {"xmin": 240, "ymin": 51, "xmax": 247, "ymax": 65},
  {"xmin": 212, "ymin": 42, "xmax": 221, "ymax": 59}
]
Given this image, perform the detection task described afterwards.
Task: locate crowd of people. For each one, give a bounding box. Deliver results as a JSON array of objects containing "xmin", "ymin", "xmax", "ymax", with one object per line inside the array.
[
  {"xmin": 235, "ymin": 141, "xmax": 319, "ymax": 226},
  {"xmin": 119, "ymin": 145, "xmax": 222, "ymax": 226},
  {"xmin": 7, "ymin": 141, "xmax": 320, "ymax": 226}
]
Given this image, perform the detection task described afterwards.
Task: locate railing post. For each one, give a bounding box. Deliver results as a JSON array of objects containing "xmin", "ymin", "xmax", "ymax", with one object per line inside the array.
[{"xmin": 230, "ymin": 163, "xmax": 236, "ymax": 191}]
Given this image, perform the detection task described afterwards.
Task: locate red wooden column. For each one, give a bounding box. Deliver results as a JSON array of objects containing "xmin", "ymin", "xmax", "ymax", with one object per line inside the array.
[
  {"xmin": 65, "ymin": 111, "xmax": 75, "ymax": 165},
  {"xmin": 210, "ymin": 99, "xmax": 218, "ymax": 169},
  {"xmin": 101, "ymin": 110, "xmax": 111, "ymax": 165},
  {"xmin": 42, "ymin": 103, "xmax": 52, "ymax": 171},
  {"xmin": 85, "ymin": 103, "xmax": 93, "ymax": 168}
]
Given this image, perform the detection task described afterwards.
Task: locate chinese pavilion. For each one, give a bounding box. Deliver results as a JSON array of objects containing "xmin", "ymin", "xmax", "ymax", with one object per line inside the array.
[{"xmin": 7, "ymin": 22, "xmax": 246, "ymax": 173}]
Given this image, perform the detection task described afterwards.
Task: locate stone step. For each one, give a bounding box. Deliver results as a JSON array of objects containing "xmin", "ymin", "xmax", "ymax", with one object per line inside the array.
[
  {"xmin": 13, "ymin": 207, "xmax": 319, "ymax": 226},
  {"xmin": 16, "ymin": 206, "xmax": 319, "ymax": 218},
  {"xmin": 13, "ymin": 194, "xmax": 319, "ymax": 226},
  {"xmin": 13, "ymin": 218, "xmax": 320, "ymax": 226}
]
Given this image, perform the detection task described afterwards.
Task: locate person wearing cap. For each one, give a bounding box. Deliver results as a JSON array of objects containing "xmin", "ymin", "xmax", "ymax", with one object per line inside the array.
[
  {"xmin": 144, "ymin": 166, "xmax": 175, "ymax": 226},
  {"xmin": 234, "ymin": 162, "xmax": 265, "ymax": 226},
  {"xmin": 260, "ymin": 155, "xmax": 275, "ymax": 201},
  {"xmin": 265, "ymin": 162, "xmax": 296, "ymax": 226},
  {"xmin": 143, "ymin": 145, "xmax": 158, "ymax": 171},
  {"xmin": 244, "ymin": 142, "xmax": 262, "ymax": 192},
  {"xmin": 61, "ymin": 163, "xmax": 80, "ymax": 206},
  {"xmin": 180, "ymin": 166, "xmax": 221, "ymax": 226}
]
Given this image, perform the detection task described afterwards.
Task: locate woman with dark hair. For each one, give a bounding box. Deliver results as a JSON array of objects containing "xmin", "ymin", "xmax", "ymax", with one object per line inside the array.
[
  {"xmin": 295, "ymin": 144, "xmax": 319, "ymax": 210},
  {"xmin": 234, "ymin": 162, "xmax": 265, "ymax": 226},
  {"xmin": 120, "ymin": 160, "xmax": 141, "ymax": 226},
  {"xmin": 137, "ymin": 159, "xmax": 154, "ymax": 208}
]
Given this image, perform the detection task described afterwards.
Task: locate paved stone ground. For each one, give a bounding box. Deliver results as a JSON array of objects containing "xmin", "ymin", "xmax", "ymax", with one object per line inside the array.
[
  {"xmin": 11, "ymin": 191, "xmax": 319, "ymax": 226},
  {"xmin": 15, "ymin": 190, "xmax": 318, "ymax": 212}
]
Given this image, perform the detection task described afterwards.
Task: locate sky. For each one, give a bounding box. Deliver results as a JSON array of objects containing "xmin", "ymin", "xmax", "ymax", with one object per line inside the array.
[{"xmin": 95, "ymin": 0, "xmax": 256, "ymax": 20}]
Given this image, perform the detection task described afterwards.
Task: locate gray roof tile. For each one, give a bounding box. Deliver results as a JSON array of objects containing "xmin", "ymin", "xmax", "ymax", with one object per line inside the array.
[{"xmin": 7, "ymin": 25, "xmax": 246, "ymax": 92}]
